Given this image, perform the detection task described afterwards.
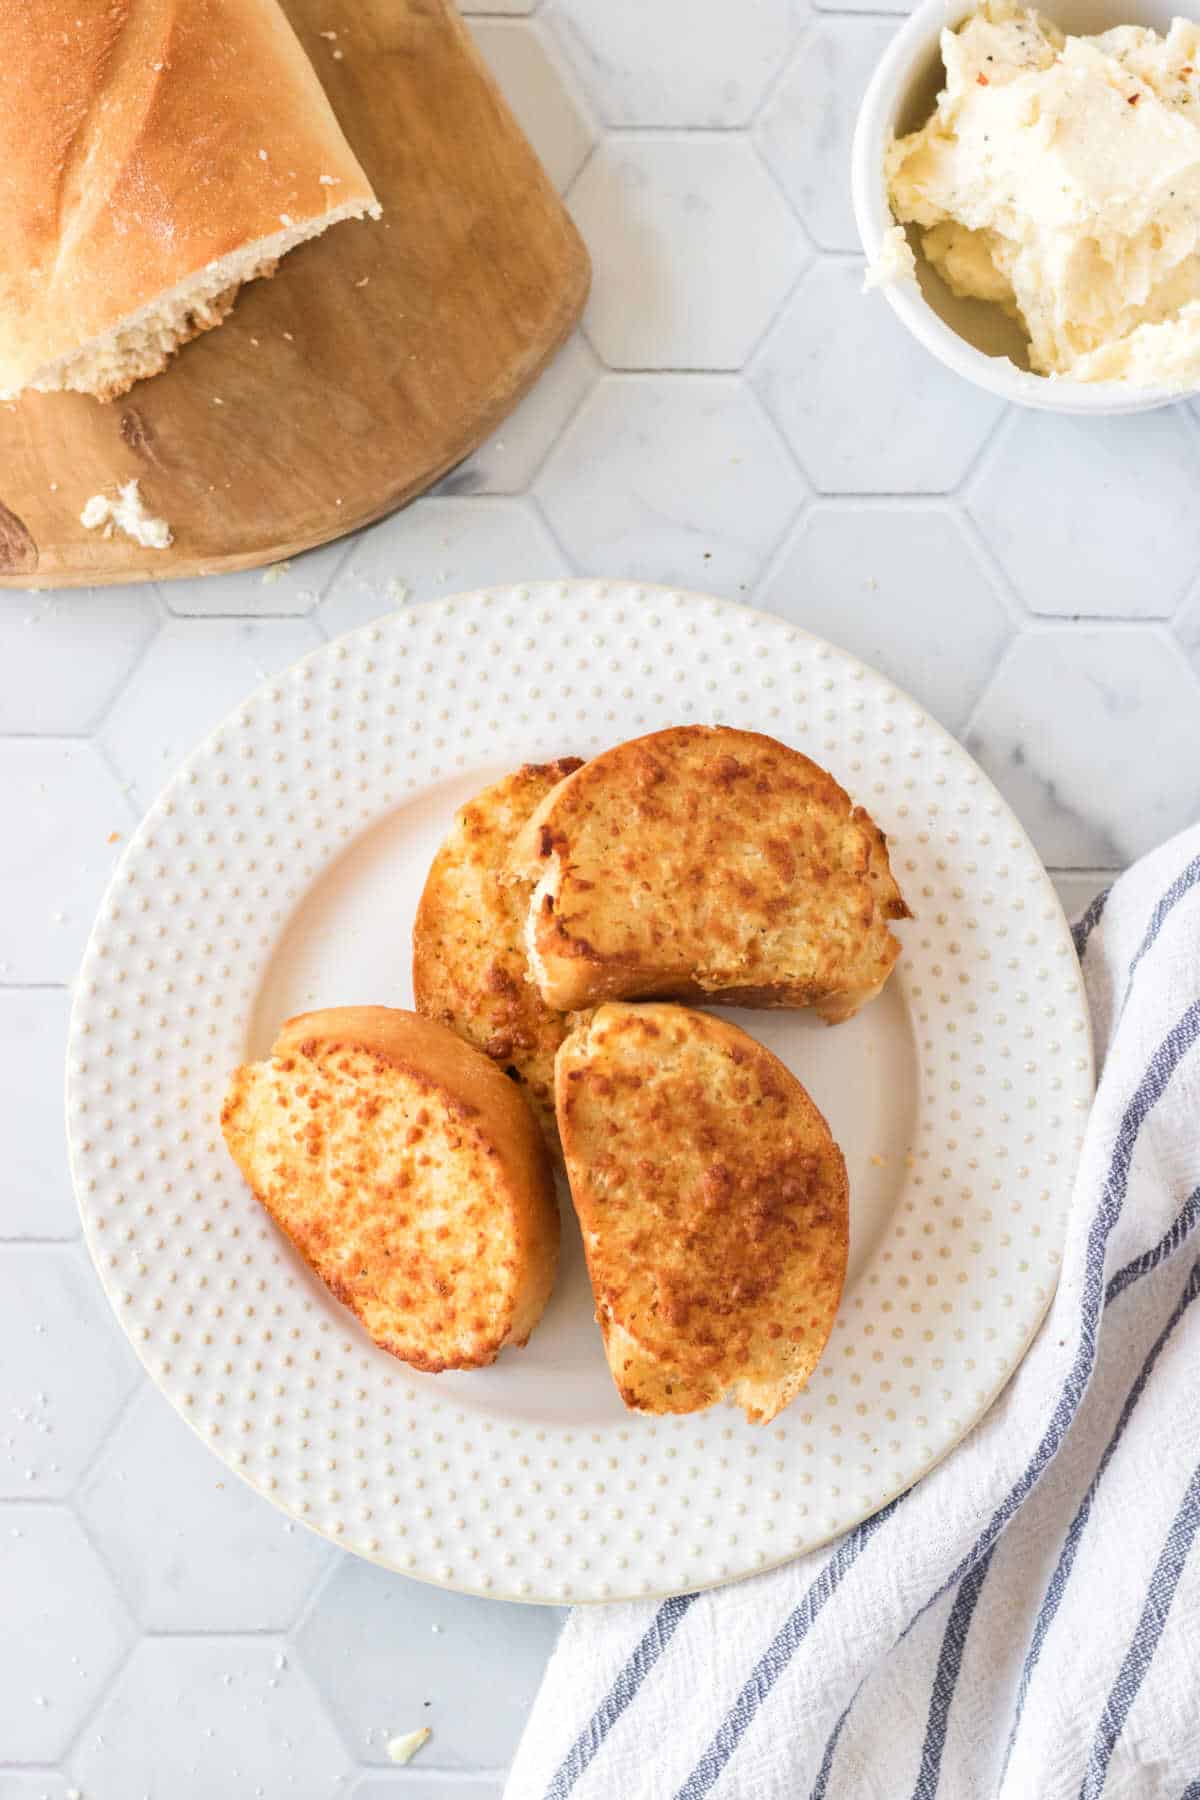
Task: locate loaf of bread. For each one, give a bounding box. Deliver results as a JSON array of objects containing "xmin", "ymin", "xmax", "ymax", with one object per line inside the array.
[
  {"xmin": 556, "ymin": 1002, "xmax": 849, "ymax": 1423},
  {"xmin": 509, "ymin": 724, "xmax": 911, "ymax": 1021},
  {"xmin": 0, "ymin": 0, "xmax": 379, "ymax": 402},
  {"xmin": 221, "ymin": 1007, "xmax": 560, "ymax": 1372}
]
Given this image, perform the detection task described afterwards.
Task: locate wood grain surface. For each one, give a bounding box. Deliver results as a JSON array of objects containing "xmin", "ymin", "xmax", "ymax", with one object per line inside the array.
[{"xmin": 0, "ymin": 0, "xmax": 589, "ymax": 588}]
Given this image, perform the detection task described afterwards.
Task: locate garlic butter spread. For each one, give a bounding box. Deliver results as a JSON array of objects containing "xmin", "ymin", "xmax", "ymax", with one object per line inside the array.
[
  {"xmin": 886, "ymin": 3, "xmax": 1200, "ymax": 383},
  {"xmin": 864, "ymin": 223, "xmax": 919, "ymax": 289}
]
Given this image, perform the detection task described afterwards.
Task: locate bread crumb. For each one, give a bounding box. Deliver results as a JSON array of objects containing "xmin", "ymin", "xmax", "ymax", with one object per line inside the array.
[
  {"xmin": 319, "ymin": 175, "xmax": 341, "ymax": 186},
  {"xmin": 259, "ymin": 148, "xmax": 268, "ymax": 160},
  {"xmin": 80, "ymin": 480, "xmax": 172, "ymax": 550},
  {"xmin": 355, "ymin": 276, "xmax": 370, "ymax": 287},
  {"xmin": 386, "ymin": 578, "xmax": 409, "ymax": 605},
  {"xmin": 386, "ymin": 1727, "xmax": 430, "ymax": 1766},
  {"xmin": 870, "ymin": 1153, "xmax": 886, "ymax": 1167},
  {"xmin": 261, "ymin": 561, "xmax": 291, "ymax": 585},
  {"xmin": 319, "ymin": 27, "xmax": 338, "ymax": 36},
  {"xmin": 212, "ymin": 396, "xmax": 224, "ymax": 406},
  {"xmin": 332, "ymin": 47, "xmax": 344, "ymax": 59},
  {"xmin": 283, "ymin": 331, "xmax": 295, "ymax": 342},
  {"xmin": 107, "ymin": 831, "xmax": 121, "ymax": 845}
]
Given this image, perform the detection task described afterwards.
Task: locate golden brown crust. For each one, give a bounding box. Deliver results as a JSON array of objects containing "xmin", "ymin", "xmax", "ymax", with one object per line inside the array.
[
  {"xmin": 413, "ymin": 761, "xmax": 583, "ymax": 1150},
  {"xmin": 0, "ymin": 0, "xmax": 377, "ymax": 398},
  {"xmin": 221, "ymin": 1006, "xmax": 559, "ymax": 1372},
  {"xmin": 510, "ymin": 725, "xmax": 910, "ymax": 1020},
  {"xmin": 557, "ymin": 1003, "xmax": 849, "ymax": 1424}
]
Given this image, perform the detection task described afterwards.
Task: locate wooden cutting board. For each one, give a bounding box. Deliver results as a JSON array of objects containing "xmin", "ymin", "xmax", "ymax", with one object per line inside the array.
[{"xmin": 0, "ymin": 0, "xmax": 589, "ymax": 589}]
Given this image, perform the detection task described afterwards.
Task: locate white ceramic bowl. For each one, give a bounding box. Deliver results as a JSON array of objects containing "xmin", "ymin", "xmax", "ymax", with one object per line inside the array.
[{"xmin": 851, "ymin": 0, "xmax": 1194, "ymax": 414}]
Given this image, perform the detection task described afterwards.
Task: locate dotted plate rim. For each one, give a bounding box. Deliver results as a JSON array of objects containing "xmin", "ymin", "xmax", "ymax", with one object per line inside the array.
[{"xmin": 66, "ymin": 582, "xmax": 1094, "ymax": 1605}]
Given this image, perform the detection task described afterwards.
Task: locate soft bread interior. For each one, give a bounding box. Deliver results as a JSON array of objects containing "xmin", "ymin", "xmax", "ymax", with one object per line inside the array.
[
  {"xmin": 12, "ymin": 199, "xmax": 379, "ymax": 401},
  {"xmin": 522, "ymin": 851, "xmax": 560, "ymax": 998}
]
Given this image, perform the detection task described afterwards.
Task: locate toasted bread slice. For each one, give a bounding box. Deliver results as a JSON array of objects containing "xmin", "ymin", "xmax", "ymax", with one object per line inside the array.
[
  {"xmin": 221, "ymin": 1006, "xmax": 559, "ymax": 1372},
  {"xmin": 557, "ymin": 1003, "xmax": 849, "ymax": 1424},
  {"xmin": 413, "ymin": 760, "xmax": 583, "ymax": 1149},
  {"xmin": 509, "ymin": 725, "xmax": 910, "ymax": 1022}
]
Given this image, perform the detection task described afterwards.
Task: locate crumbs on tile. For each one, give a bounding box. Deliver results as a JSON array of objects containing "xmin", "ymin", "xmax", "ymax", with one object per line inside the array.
[{"xmin": 386, "ymin": 1726, "xmax": 431, "ymax": 1765}]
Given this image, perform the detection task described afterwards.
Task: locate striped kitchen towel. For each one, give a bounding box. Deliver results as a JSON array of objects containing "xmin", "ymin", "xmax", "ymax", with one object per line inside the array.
[{"xmin": 506, "ymin": 824, "xmax": 1200, "ymax": 1800}]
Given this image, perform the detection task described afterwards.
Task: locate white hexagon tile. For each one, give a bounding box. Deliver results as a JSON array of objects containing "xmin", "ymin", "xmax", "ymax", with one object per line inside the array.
[
  {"xmin": 570, "ymin": 137, "xmax": 807, "ymax": 368},
  {"xmin": 535, "ymin": 375, "xmax": 801, "ymax": 596},
  {"xmin": 5, "ymin": 3, "xmax": 1200, "ymax": 1796},
  {"xmin": 0, "ymin": 990, "xmax": 77, "ymax": 1239},
  {"xmin": 756, "ymin": 18, "xmax": 899, "ymax": 251}
]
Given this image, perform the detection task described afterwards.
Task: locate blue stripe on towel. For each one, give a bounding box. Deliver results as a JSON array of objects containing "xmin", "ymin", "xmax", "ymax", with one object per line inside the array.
[
  {"xmin": 1072, "ymin": 885, "xmax": 1112, "ymax": 958},
  {"xmin": 544, "ymin": 1595, "xmax": 697, "ymax": 1800},
  {"xmin": 673, "ymin": 1499, "xmax": 902, "ymax": 1800},
  {"xmin": 910, "ymin": 1545, "xmax": 997, "ymax": 1800},
  {"xmin": 1080, "ymin": 1454, "xmax": 1200, "ymax": 1800},
  {"xmin": 1106, "ymin": 1185, "xmax": 1200, "ymax": 1305},
  {"xmin": 809, "ymin": 1692, "xmax": 857, "ymax": 1800},
  {"xmin": 1000, "ymin": 1257, "xmax": 1200, "ymax": 1787},
  {"xmin": 1120, "ymin": 853, "xmax": 1200, "ymax": 1011}
]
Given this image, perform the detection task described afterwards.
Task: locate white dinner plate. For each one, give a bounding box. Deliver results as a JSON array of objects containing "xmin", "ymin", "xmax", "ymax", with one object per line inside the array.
[{"xmin": 66, "ymin": 582, "xmax": 1093, "ymax": 1603}]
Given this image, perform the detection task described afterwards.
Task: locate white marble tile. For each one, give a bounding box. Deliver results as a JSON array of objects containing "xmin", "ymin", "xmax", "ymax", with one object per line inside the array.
[
  {"xmin": 0, "ymin": 1506, "xmax": 132, "ymax": 1761},
  {"xmin": 965, "ymin": 629, "xmax": 1200, "ymax": 866},
  {"xmin": 164, "ymin": 537, "xmax": 351, "ymax": 618},
  {"xmin": 758, "ymin": 502, "xmax": 1012, "ymax": 731},
  {"xmin": 0, "ymin": 741, "xmax": 133, "ymax": 984},
  {"xmin": 757, "ymin": 20, "xmax": 897, "ymax": 251},
  {"xmin": 71, "ymin": 1639, "xmax": 351, "ymax": 1800},
  {"xmin": 0, "ymin": 1776, "xmax": 73, "ymax": 1800},
  {"xmin": 535, "ymin": 374, "xmax": 802, "ymax": 595},
  {"xmin": 815, "ymin": 0, "xmax": 912, "ymax": 15},
  {"xmin": 471, "ymin": 19, "xmax": 597, "ymax": 192},
  {"xmin": 967, "ymin": 411, "xmax": 1200, "ymax": 620},
  {"xmin": 0, "ymin": 1248, "xmax": 141, "ymax": 1499},
  {"xmin": 435, "ymin": 333, "xmax": 600, "ymax": 497},
  {"xmin": 320, "ymin": 497, "xmax": 568, "ymax": 637},
  {"xmin": 547, "ymin": 0, "xmax": 808, "ymax": 127},
  {"xmin": 0, "ymin": 989, "xmax": 77, "ymax": 1240},
  {"xmin": 353, "ymin": 1781, "xmax": 503, "ymax": 1799},
  {"xmin": 460, "ymin": 0, "xmax": 537, "ymax": 14},
  {"xmin": 295, "ymin": 1555, "xmax": 564, "ymax": 1766},
  {"xmin": 98, "ymin": 617, "xmax": 321, "ymax": 807},
  {"xmin": 77, "ymin": 1387, "xmax": 330, "ymax": 1632},
  {"xmin": 0, "ymin": 589, "xmax": 160, "ymax": 735},
  {"xmin": 570, "ymin": 138, "xmax": 808, "ymax": 369},
  {"xmin": 1177, "ymin": 585, "xmax": 1200, "ymax": 665},
  {"xmin": 752, "ymin": 259, "xmax": 1005, "ymax": 492}
]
